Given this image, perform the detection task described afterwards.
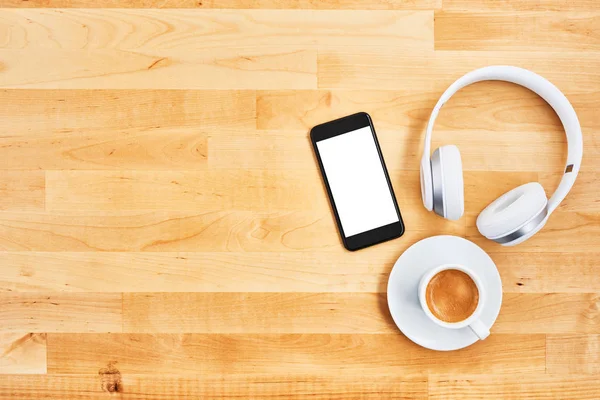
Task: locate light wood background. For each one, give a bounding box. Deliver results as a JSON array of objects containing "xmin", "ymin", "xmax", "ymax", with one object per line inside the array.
[{"xmin": 0, "ymin": 0, "xmax": 598, "ymax": 399}]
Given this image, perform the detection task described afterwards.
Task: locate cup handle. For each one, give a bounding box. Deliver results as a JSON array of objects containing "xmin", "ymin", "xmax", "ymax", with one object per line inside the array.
[{"xmin": 469, "ymin": 319, "xmax": 490, "ymax": 340}]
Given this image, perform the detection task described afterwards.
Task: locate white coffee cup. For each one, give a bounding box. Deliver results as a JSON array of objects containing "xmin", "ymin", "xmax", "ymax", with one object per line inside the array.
[{"xmin": 418, "ymin": 264, "xmax": 490, "ymax": 340}]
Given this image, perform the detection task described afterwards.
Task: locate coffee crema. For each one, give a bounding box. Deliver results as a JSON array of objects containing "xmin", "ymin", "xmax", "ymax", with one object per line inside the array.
[{"xmin": 425, "ymin": 269, "xmax": 479, "ymax": 323}]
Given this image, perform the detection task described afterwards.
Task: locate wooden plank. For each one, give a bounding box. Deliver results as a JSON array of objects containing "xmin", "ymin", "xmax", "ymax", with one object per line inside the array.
[
  {"xmin": 0, "ymin": 210, "xmax": 464, "ymax": 252},
  {"xmin": 257, "ymin": 88, "xmax": 600, "ymax": 132},
  {"xmin": 317, "ymin": 50, "xmax": 600, "ymax": 93},
  {"xmin": 45, "ymin": 169, "xmax": 544, "ymax": 212},
  {"xmin": 429, "ymin": 374, "xmax": 600, "ymax": 400},
  {"xmin": 465, "ymin": 211, "xmax": 600, "ymax": 253},
  {"xmin": 122, "ymin": 292, "xmax": 396, "ymax": 333},
  {"xmin": 0, "ymin": 127, "xmax": 209, "ymax": 171},
  {"xmin": 494, "ymin": 293, "xmax": 600, "ymax": 334},
  {"xmin": 1, "ymin": 206, "xmax": 594, "ymax": 256},
  {"xmin": 45, "ymin": 169, "xmax": 441, "ymax": 211},
  {"xmin": 0, "ymin": 373, "xmax": 428, "ymax": 400},
  {"xmin": 0, "ymin": 48, "xmax": 316, "ymax": 89},
  {"xmin": 0, "ymin": 333, "xmax": 46, "ymax": 374},
  {"xmin": 494, "ymin": 253, "xmax": 600, "ymax": 293},
  {"xmin": 435, "ymin": 12, "xmax": 600, "ymax": 51},
  {"xmin": 0, "ymin": 171, "xmax": 44, "ymax": 212},
  {"xmin": 0, "ymin": 89, "xmax": 255, "ymax": 131},
  {"xmin": 211, "ymin": 128, "xmax": 589, "ymax": 172},
  {"xmin": 42, "ymin": 169, "xmax": 373, "ymax": 212},
  {"xmin": 46, "ymin": 333, "xmax": 545, "ymax": 374},
  {"xmin": 0, "ymin": 9, "xmax": 432, "ymax": 50},
  {"xmin": 124, "ymin": 292, "xmax": 600, "ymax": 334},
  {"xmin": 0, "ymin": 0, "xmax": 442, "ymax": 9},
  {"xmin": 0, "ymin": 293, "xmax": 122, "ymax": 333},
  {"xmin": 0, "ymin": 251, "xmax": 399, "ymax": 293},
  {"xmin": 45, "ymin": 169, "xmax": 330, "ymax": 212},
  {"xmin": 442, "ymin": 0, "xmax": 600, "ymax": 11},
  {"xmin": 2, "ymin": 251, "xmax": 597, "ymax": 294},
  {"xmin": 546, "ymin": 335, "xmax": 600, "ymax": 374}
]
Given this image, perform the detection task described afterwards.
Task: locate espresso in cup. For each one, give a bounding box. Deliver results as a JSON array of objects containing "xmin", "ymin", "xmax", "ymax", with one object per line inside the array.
[
  {"xmin": 425, "ymin": 269, "xmax": 480, "ymax": 323},
  {"xmin": 418, "ymin": 264, "xmax": 489, "ymax": 340}
]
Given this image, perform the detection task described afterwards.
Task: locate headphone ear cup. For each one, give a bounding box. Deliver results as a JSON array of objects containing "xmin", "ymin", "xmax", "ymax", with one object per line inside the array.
[
  {"xmin": 477, "ymin": 182, "xmax": 548, "ymax": 241},
  {"xmin": 432, "ymin": 145, "xmax": 464, "ymax": 220}
]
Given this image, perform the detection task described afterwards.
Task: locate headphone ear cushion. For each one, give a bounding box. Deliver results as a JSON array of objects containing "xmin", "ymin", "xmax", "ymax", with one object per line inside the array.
[
  {"xmin": 438, "ymin": 145, "xmax": 464, "ymax": 220},
  {"xmin": 477, "ymin": 182, "xmax": 548, "ymax": 240}
]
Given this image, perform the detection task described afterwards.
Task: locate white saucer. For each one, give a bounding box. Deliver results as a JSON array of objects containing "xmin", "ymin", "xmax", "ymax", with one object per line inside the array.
[{"xmin": 387, "ymin": 235, "xmax": 502, "ymax": 351}]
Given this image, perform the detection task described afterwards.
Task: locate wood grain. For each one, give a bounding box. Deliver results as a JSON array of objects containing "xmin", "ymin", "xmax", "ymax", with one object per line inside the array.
[
  {"xmin": 546, "ymin": 335, "xmax": 600, "ymax": 374},
  {"xmin": 0, "ymin": 210, "xmax": 345, "ymax": 252},
  {"xmin": 540, "ymin": 172, "xmax": 600, "ymax": 211},
  {"xmin": 257, "ymin": 86, "xmax": 600, "ymax": 132},
  {"xmin": 0, "ymin": 251, "xmax": 399, "ymax": 293},
  {"xmin": 0, "ymin": 0, "xmax": 442, "ymax": 9},
  {"xmin": 1, "ymin": 251, "xmax": 597, "ymax": 294},
  {"xmin": 0, "ymin": 9, "xmax": 432, "ymax": 50},
  {"xmin": 429, "ymin": 374, "xmax": 600, "ymax": 400},
  {"xmin": 0, "ymin": 171, "xmax": 44, "ymax": 212},
  {"xmin": 435, "ymin": 12, "xmax": 600, "ymax": 51},
  {"xmin": 0, "ymin": 373, "xmax": 428, "ymax": 400},
  {"xmin": 0, "ymin": 333, "xmax": 46, "ymax": 374},
  {"xmin": 120, "ymin": 292, "xmax": 600, "ymax": 334},
  {"xmin": 318, "ymin": 49, "xmax": 600, "ymax": 92},
  {"xmin": 44, "ymin": 169, "xmax": 538, "ymax": 212},
  {"xmin": 0, "ymin": 126, "xmax": 209, "ymax": 171},
  {"xmin": 495, "ymin": 294, "xmax": 600, "ymax": 334},
  {"xmin": 46, "ymin": 333, "xmax": 545, "ymax": 375},
  {"xmin": 0, "ymin": 89, "xmax": 251, "ymax": 170},
  {"xmin": 494, "ymin": 253, "xmax": 600, "ymax": 293},
  {"xmin": 122, "ymin": 292, "xmax": 396, "ymax": 333},
  {"xmin": 0, "ymin": 47, "xmax": 316, "ymax": 89},
  {"xmin": 442, "ymin": 0, "xmax": 600, "ymax": 11},
  {"xmin": 0, "ymin": 293, "xmax": 122, "ymax": 333},
  {"xmin": 45, "ymin": 169, "xmax": 330, "ymax": 212},
  {"xmin": 0, "ymin": 209, "xmax": 464, "ymax": 252},
  {"xmin": 0, "ymin": 89, "xmax": 255, "ymax": 131}
]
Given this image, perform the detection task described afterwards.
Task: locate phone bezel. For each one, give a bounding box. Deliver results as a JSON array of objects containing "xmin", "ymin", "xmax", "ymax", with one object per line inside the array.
[{"xmin": 310, "ymin": 112, "xmax": 405, "ymax": 251}]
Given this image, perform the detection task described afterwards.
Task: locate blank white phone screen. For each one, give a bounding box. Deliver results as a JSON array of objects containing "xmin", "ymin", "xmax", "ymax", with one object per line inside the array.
[{"xmin": 316, "ymin": 126, "xmax": 399, "ymax": 237}]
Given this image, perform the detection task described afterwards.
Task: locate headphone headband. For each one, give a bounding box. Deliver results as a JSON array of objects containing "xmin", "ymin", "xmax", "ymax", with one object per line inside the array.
[{"xmin": 422, "ymin": 65, "xmax": 583, "ymax": 214}]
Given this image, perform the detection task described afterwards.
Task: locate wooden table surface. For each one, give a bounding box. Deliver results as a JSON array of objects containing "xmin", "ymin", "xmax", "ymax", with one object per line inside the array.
[{"xmin": 0, "ymin": 0, "xmax": 599, "ymax": 399}]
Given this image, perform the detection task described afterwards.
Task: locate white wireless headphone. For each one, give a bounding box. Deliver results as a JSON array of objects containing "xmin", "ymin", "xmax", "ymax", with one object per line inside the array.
[{"xmin": 421, "ymin": 66, "xmax": 583, "ymax": 246}]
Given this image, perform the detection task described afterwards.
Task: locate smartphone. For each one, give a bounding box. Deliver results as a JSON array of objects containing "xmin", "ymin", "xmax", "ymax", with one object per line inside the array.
[{"xmin": 310, "ymin": 112, "xmax": 405, "ymax": 251}]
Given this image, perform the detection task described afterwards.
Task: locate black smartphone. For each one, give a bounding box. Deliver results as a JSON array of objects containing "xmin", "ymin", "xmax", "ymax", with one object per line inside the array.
[{"xmin": 310, "ymin": 112, "xmax": 405, "ymax": 251}]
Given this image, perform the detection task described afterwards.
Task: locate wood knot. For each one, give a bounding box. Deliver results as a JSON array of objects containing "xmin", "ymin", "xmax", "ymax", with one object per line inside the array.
[{"xmin": 99, "ymin": 361, "xmax": 122, "ymax": 393}]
